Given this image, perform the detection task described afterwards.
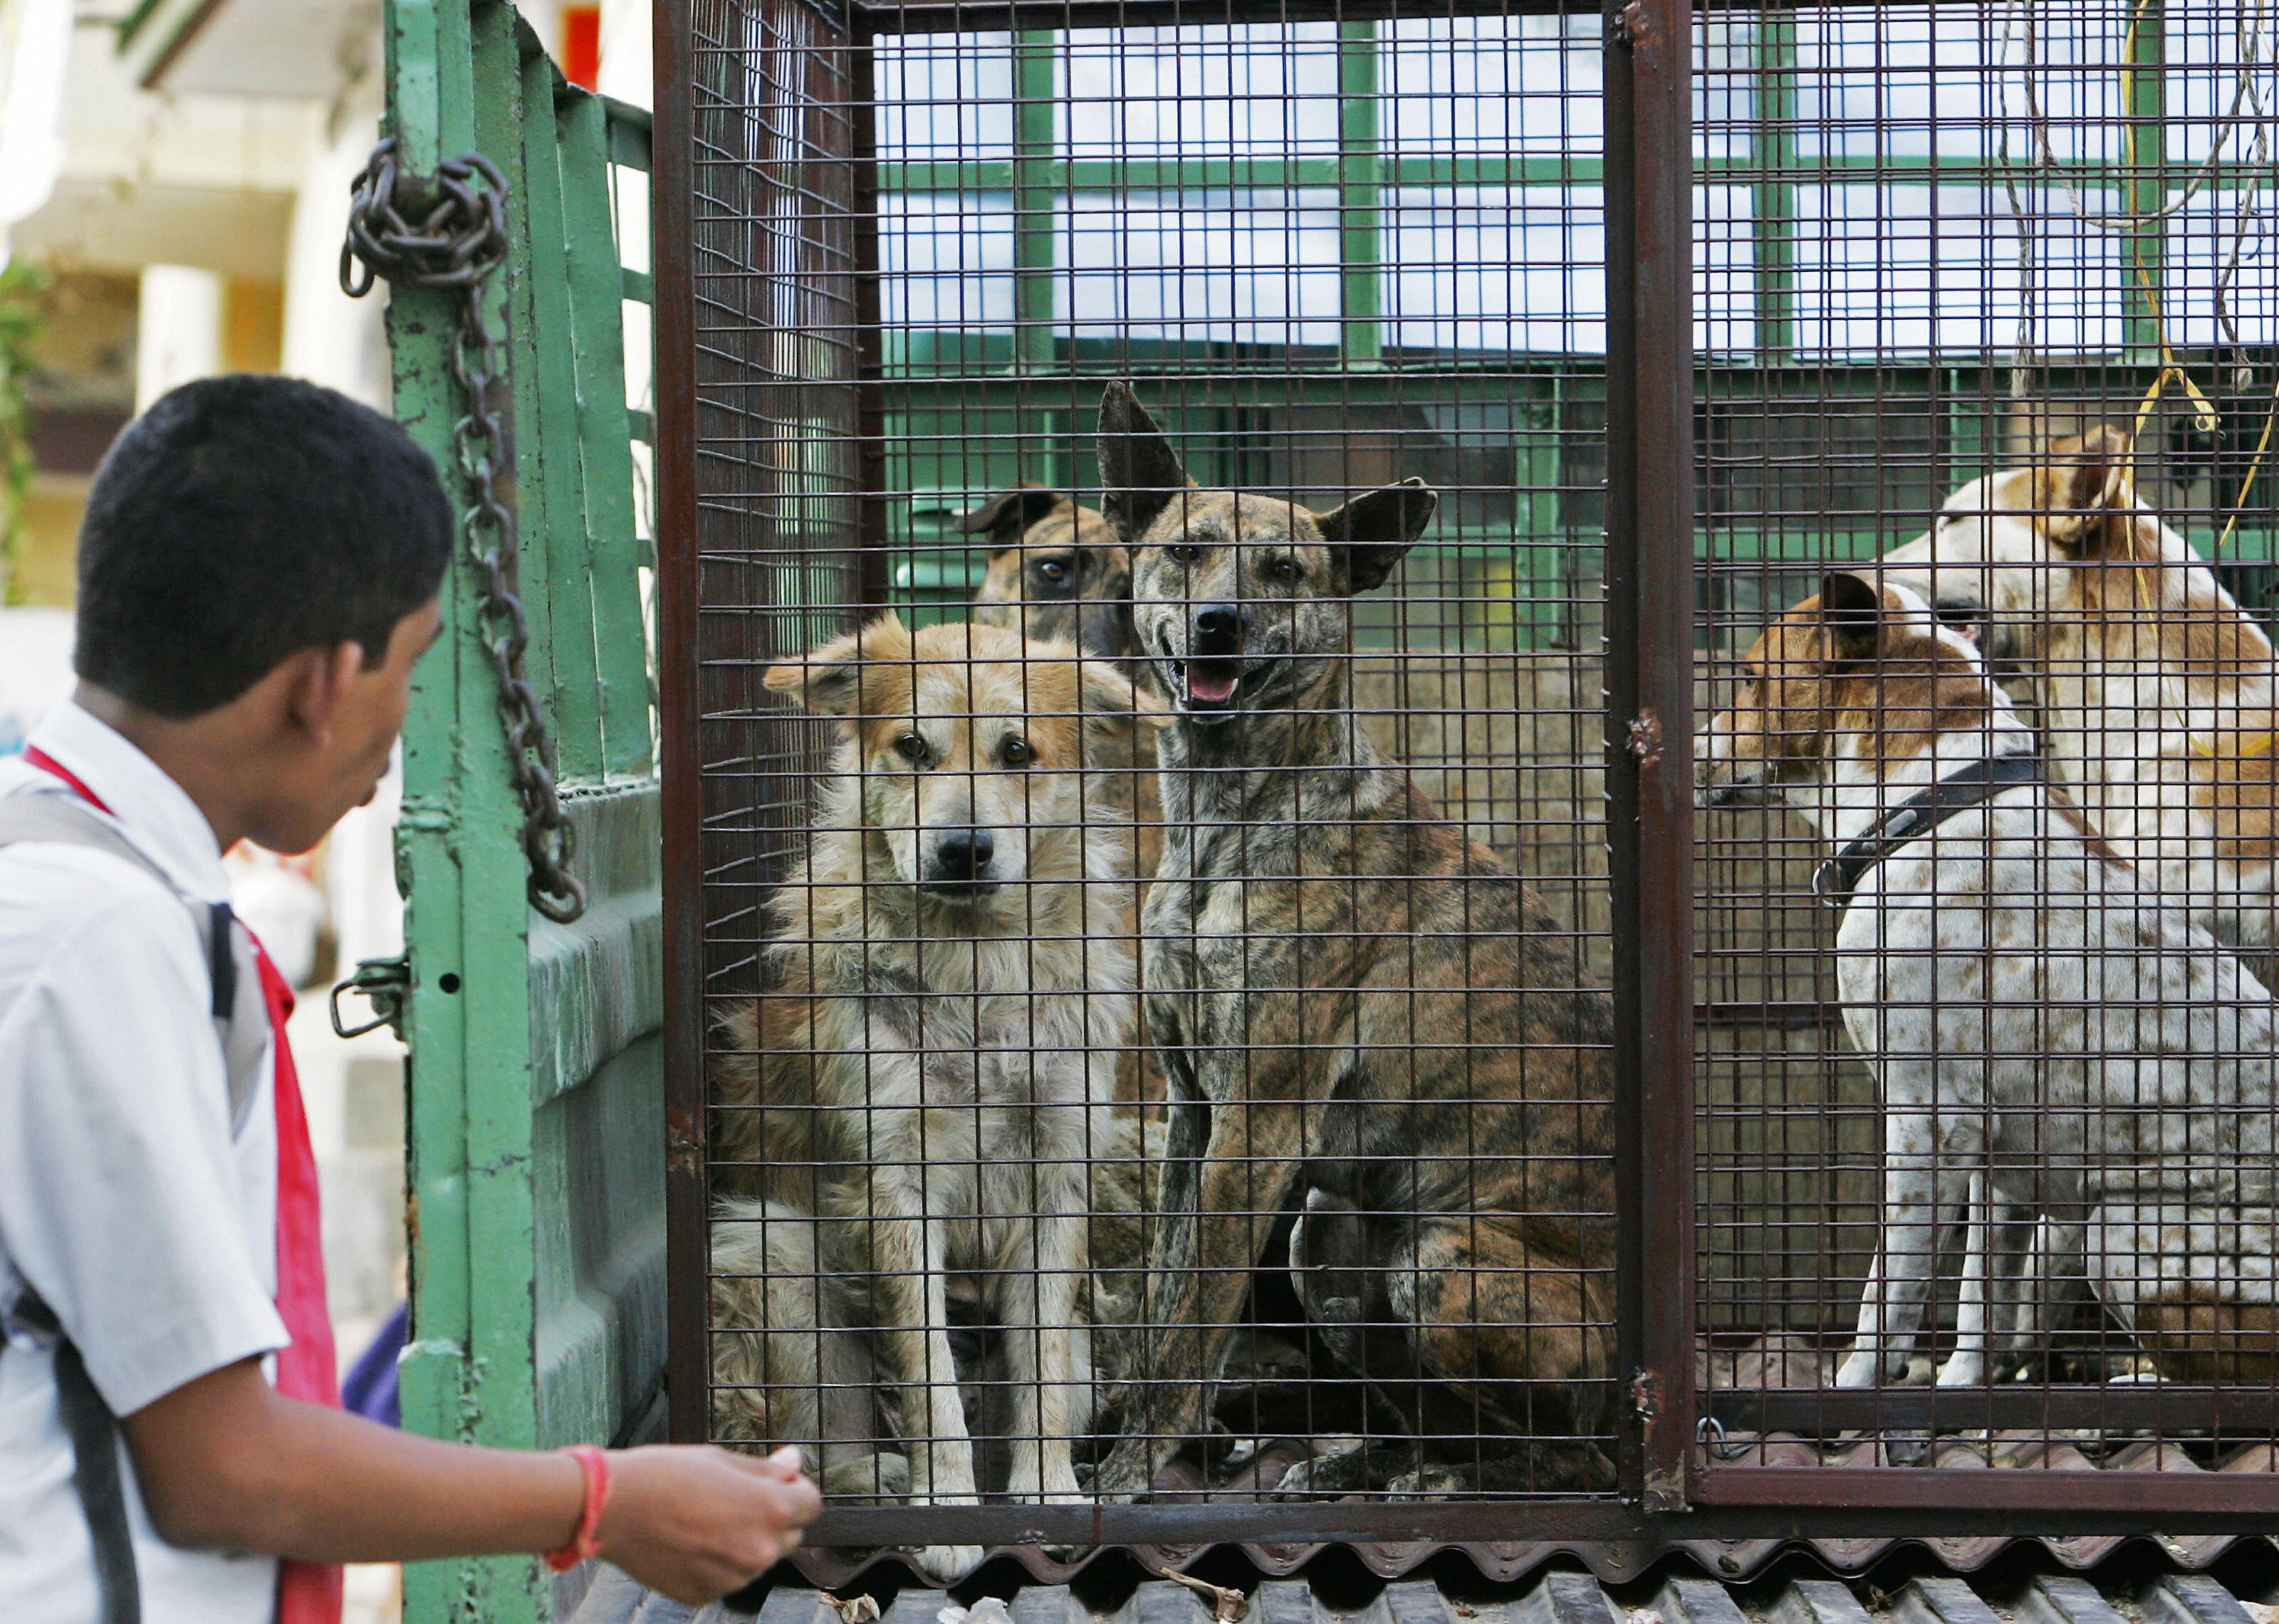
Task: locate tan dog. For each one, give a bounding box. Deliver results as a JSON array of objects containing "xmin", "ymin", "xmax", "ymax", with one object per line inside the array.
[
  {"xmin": 964, "ymin": 480, "xmax": 1167, "ymax": 928},
  {"xmin": 708, "ymin": 614, "xmax": 1164, "ymax": 1579},
  {"xmin": 1876, "ymin": 427, "xmax": 2279, "ymax": 948},
  {"xmin": 1087, "ymin": 383, "xmax": 1617, "ymax": 1499}
]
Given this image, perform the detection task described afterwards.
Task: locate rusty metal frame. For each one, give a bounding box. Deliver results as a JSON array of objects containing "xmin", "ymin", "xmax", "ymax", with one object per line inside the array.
[
  {"xmin": 652, "ymin": 0, "xmax": 2279, "ymax": 1556},
  {"xmin": 1605, "ymin": 0, "xmax": 1697, "ymax": 1516},
  {"xmin": 653, "ymin": 0, "xmax": 708, "ymax": 1445}
]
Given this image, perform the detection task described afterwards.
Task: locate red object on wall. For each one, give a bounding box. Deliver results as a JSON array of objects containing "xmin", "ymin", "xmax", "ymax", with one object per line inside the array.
[{"xmin": 562, "ymin": 6, "xmax": 601, "ymax": 90}]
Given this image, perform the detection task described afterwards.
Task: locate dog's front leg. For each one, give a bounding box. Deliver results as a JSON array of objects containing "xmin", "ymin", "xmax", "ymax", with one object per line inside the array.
[
  {"xmin": 865, "ymin": 1197, "xmax": 983, "ymax": 1581},
  {"xmin": 1091, "ymin": 1104, "xmax": 1298, "ymax": 1499},
  {"xmin": 1937, "ymin": 1169, "xmax": 1992, "ymax": 1386},
  {"xmin": 1001, "ymin": 1203, "xmax": 1088, "ymax": 1504},
  {"xmin": 1837, "ymin": 1107, "xmax": 1978, "ymax": 1388}
]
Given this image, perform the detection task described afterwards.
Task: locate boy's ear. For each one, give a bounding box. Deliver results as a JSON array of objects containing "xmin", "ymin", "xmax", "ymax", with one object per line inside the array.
[
  {"xmin": 1097, "ymin": 383, "xmax": 1195, "ymax": 545},
  {"xmin": 763, "ymin": 612, "xmax": 907, "ymax": 715},
  {"xmin": 1818, "ymin": 572, "xmax": 1884, "ymax": 659},
  {"xmin": 288, "ymin": 639, "xmax": 368, "ymax": 745},
  {"xmin": 955, "ymin": 481, "xmax": 1070, "ymax": 555},
  {"xmin": 1315, "ymin": 478, "xmax": 1438, "ymax": 594},
  {"xmin": 1078, "ymin": 658, "xmax": 1172, "ymax": 742},
  {"xmin": 2035, "ymin": 426, "xmax": 2134, "ymax": 552}
]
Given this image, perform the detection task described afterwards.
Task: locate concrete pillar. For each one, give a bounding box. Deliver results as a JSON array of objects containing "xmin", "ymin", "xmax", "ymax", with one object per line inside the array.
[{"xmin": 135, "ymin": 263, "xmax": 224, "ymax": 411}]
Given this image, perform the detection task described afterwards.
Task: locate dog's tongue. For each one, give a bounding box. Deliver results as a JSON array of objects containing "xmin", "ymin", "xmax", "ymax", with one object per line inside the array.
[{"xmin": 1186, "ymin": 660, "xmax": 1241, "ymax": 704}]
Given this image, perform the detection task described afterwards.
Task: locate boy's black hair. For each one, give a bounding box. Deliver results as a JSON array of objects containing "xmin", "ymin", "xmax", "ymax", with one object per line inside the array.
[{"xmin": 75, "ymin": 374, "xmax": 454, "ymax": 719}]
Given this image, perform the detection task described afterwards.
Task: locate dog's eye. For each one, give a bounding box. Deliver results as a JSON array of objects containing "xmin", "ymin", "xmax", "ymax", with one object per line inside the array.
[
  {"xmin": 1036, "ymin": 559, "xmax": 1068, "ymax": 584},
  {"xmin": 892, "ymin": 733, "xmax": 930, "ymax": 765},
  {"xmin": 1167, "ymin": 544, "xmax": 1204, "ymax": 565},
  {"xmin": 1000, "ymin": 736, "xmax": 1033, "ymax": 768},
  {"xmin": 1263, "ymin": 555, "xmax": 1302, "ymax": 584}
]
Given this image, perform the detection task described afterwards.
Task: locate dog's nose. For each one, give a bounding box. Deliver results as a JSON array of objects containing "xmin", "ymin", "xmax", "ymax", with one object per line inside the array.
[
  {"xmin": 932, "ymin": 827, "xmax": 994, "ymax": 881},
  {"xmin": 1192, "ymin": 602, "xmax": 1243, "ymax": 651}
]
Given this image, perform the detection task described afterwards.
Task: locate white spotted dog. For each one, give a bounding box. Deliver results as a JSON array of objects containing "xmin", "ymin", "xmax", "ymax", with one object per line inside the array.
[
  {"xmin": 1700, "ymin": 572, "xmax": 2279, "ymax": 1393},
  {"xmin": 1876, "ymin": 426, "xmax": 2279, "ymax": 950},
  {"xmin": 707, "ymin": 612, "xmax": 1164, "ymax": 1581}
]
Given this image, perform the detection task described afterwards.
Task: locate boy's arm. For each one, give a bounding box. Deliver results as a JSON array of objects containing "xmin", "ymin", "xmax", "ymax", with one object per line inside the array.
[{"xmin": 122, "ymin": 1358, "xmax": 820, "ymax": 1605}]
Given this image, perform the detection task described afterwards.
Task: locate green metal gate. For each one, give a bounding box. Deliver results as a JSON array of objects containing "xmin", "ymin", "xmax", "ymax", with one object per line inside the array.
[{"xmin": 373, "ymin": 3, "xmax": 659, "ymax": 1618}]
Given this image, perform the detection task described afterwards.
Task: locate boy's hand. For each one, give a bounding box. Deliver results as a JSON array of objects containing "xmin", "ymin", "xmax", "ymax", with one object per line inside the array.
[
  {"xmin": 122, "ymin": 1359, "xmax": 821, "ymax": 1602},
  {"xmin": 596, "ymin": 1444, "xmax": 822, "ymax": 1603}
]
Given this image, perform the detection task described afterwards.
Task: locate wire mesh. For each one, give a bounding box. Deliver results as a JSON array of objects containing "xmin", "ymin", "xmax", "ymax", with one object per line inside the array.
[
  {"xmin": 1692, "ymin": 0, "xmax": 2279, "ymax": 1494},
  {"xmin": 666, "ymin": 0, "xmax": 2279, "ymax": 1571},
  {"xmin": 681, "ymin": 0, "xmax": 1626, "ymax": 1566}
]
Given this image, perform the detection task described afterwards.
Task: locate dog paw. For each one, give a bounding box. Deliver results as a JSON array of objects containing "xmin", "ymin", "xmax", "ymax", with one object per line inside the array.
[
  {"xmin": 1272, "ymin": 1444, "xmax": 1399, "ymax": 1498},
  {"xmin": 906, "ymin": 1544, "xmax": 986, "ymax": 1584},
  {"xmin": 1384, "ymin": 1465, "xmax": 1466, "ymax": 1497},
  {"xmin": 1935, "ymin": 1351, "xmax": 1986, "ymax": 1387},
  {"xmin": 1833, "ymin": 1348, "xmax": 1921, "ymax": 1388},
  {"xmin": 1080, "ymin": 1442, "xmax": 1158, "ymax": 1502}
]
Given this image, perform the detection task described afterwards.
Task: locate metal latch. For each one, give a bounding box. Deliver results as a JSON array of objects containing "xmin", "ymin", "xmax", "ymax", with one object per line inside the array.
[
  {"xmin": 1610, "ymin": 0, "xmax": 1650, "ymax": 49},
  {"xmin": 331, "ymin": 954, "xmax": 411, "ymax": 1040}
]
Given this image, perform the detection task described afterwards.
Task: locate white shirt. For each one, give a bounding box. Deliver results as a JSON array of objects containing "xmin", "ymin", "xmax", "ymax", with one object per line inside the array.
[{"xmin": 0, "ymin": 701, "xmax": 289, "ymax": 1624}]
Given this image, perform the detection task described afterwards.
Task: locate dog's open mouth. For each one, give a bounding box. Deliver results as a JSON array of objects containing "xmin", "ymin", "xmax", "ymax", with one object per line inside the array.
[{"xmin": 1180, "ymin": 656, "xmax": 1248, "ymax": 711}]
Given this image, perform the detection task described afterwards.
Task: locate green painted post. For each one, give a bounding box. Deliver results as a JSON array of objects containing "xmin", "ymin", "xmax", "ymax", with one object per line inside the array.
[
  {"xmin": 1516, "ymin": 390, "xmax": 1564, "ymax": 648},
  {"xmin": 2122, "ymin": 0, "xmax": 2166, "ymax": 360},
  {"xmin": 382, "ymin": 3, "xmax": 489, "ymax": 1623},
  {"xmin": 516, "ymin": 25, "xmax": 607, "ymax": 781},
  {"xmin": 1337, "ymin": 21, "xmax": 1384, "ymax": 370},
  {"xmin": 1947, "ymin": 366, "xmax": 1989, "ymax": 485},
  {"xmin": 1012, "ymin": 31, "xmax": 1057, "ymax": 374},
  {"xmin": 1751, "ymin": 11, "xmax": 1798, "ymax": 359},
  {"xmin": 554, "ymin": 89, "xmax": 653, "ymax": 777}
]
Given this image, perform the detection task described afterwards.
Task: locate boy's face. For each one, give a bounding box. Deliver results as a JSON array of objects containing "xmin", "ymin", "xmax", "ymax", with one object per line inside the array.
[{"xmin": 256, "ymin": 597, "xmax": 443, "ymax": 854}]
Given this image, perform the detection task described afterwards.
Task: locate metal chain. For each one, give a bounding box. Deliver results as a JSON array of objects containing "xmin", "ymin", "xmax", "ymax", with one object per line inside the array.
[{"xmin": 340, "ymin": 136, "xmax": 586, "ymax": 923}]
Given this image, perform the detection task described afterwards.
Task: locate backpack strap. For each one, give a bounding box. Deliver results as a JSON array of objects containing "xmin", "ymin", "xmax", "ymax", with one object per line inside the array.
[
  {"xmin": 0, "ymin": 790, "xmax": 270, "ymax": 1624},
  {"xmin": 0, "ymin": 794, "xmax": 266, "ymax": 1130},
  {"xmin": 7, "ymin": 1292, "xmax": 140, "ymax": 1624}
]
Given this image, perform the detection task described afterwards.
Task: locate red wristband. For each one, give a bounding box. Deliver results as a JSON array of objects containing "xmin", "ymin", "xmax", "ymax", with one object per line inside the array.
[{"xmin": 544, "ymin": 1445, "xmax": 612, "ymax": 1572}]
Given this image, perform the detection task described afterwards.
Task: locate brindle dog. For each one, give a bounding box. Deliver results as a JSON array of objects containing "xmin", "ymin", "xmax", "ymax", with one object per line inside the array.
[
  {"xmin": 961, "ymin": 481, "xmax": 1134, "ymax": 658},
  {"xmin": 1085, "ymin": 383, "xmax": 1617, "ymax": 1499}
]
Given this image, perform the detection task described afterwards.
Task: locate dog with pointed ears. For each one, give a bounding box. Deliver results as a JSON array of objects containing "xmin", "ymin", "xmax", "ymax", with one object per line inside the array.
[{"xmin": 1083, "ymin": 382, "xmax": 1617, "ymax": 1499}]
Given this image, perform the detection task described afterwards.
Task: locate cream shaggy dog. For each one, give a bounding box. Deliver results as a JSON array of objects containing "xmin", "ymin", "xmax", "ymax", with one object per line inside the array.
[{"xmin": 708, "ymin": 614, "xmax": 1162, "ymax": 1581}]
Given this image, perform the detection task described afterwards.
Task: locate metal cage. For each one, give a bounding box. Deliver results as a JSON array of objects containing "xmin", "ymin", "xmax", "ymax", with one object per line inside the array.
[{"xmin": 652, "ymin": 0, "xmax": 2279, "ymax": 1578}]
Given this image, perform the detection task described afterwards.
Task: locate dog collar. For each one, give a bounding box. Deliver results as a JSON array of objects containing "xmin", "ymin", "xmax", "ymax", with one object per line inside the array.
[{"xmin": 1813, "ymin": 753, "xmax": 2045, "ymax": 909}]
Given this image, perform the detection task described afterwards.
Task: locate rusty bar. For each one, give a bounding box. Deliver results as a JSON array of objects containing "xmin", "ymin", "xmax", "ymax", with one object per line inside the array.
[
  {"xmin": 651, "ymin": 0, "xmax": 711, "ymax": 1446},
  {"xmin": 1693, "ymin": 1466, "xmax": 2279, "ymax": 1515},
  {"xmin": 1692, "ymin": 1002, "xmax": 1846, "ymax": 1031},
  {"xmin": 845, "ymin": 0, "xmax": 1988, "ymax": 34},
  {"xmin": 848, "ymin": 24, "xmax": 890, "ymax": 612},
  {"xmin": 1604, "ymin": 0, "xmax": 1697, "ymax": 1513},
  {"xmin": 1706, "ymin": 1385, "xmax": 2279, "ymax": 1435}
]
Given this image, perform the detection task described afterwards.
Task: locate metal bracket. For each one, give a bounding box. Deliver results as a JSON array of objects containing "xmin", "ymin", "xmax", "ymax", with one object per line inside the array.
[
  {"xmin": 331, "ymin": 954, "xmax": 411, "ymax": 1040},
  {"xmin": 1631, "ymin": 1368, "xmax": 1661, "ymax": 1421},
  {"xmin": 1625, "ymin": 709, "xmax": 1665, "ymax": 769},
  {"xmin": 1610, "ymin": 0, "xmax": 1650, "ymax": 51}
]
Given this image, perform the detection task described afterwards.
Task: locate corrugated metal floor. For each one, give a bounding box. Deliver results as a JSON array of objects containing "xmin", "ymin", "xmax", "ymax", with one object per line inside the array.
[{"xmin": 565, "ymin": 1544, "xmax": 2279, "ymax": 1624}]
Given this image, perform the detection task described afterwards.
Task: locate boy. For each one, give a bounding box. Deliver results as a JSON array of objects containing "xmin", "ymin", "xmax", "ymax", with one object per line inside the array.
[{"xmin": 0, "ymin": 376, "xmax": 819, "ymax": 1623}]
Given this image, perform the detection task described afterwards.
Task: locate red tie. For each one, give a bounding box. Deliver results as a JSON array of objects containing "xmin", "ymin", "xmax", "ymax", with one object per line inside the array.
[
  {"xmin": 254, "ymin": 941, "xmax": 343, "ymax": 1624},
  {"xmin": 28, "ymin": 748, "xmax": 344, "ymax": 1624}
]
